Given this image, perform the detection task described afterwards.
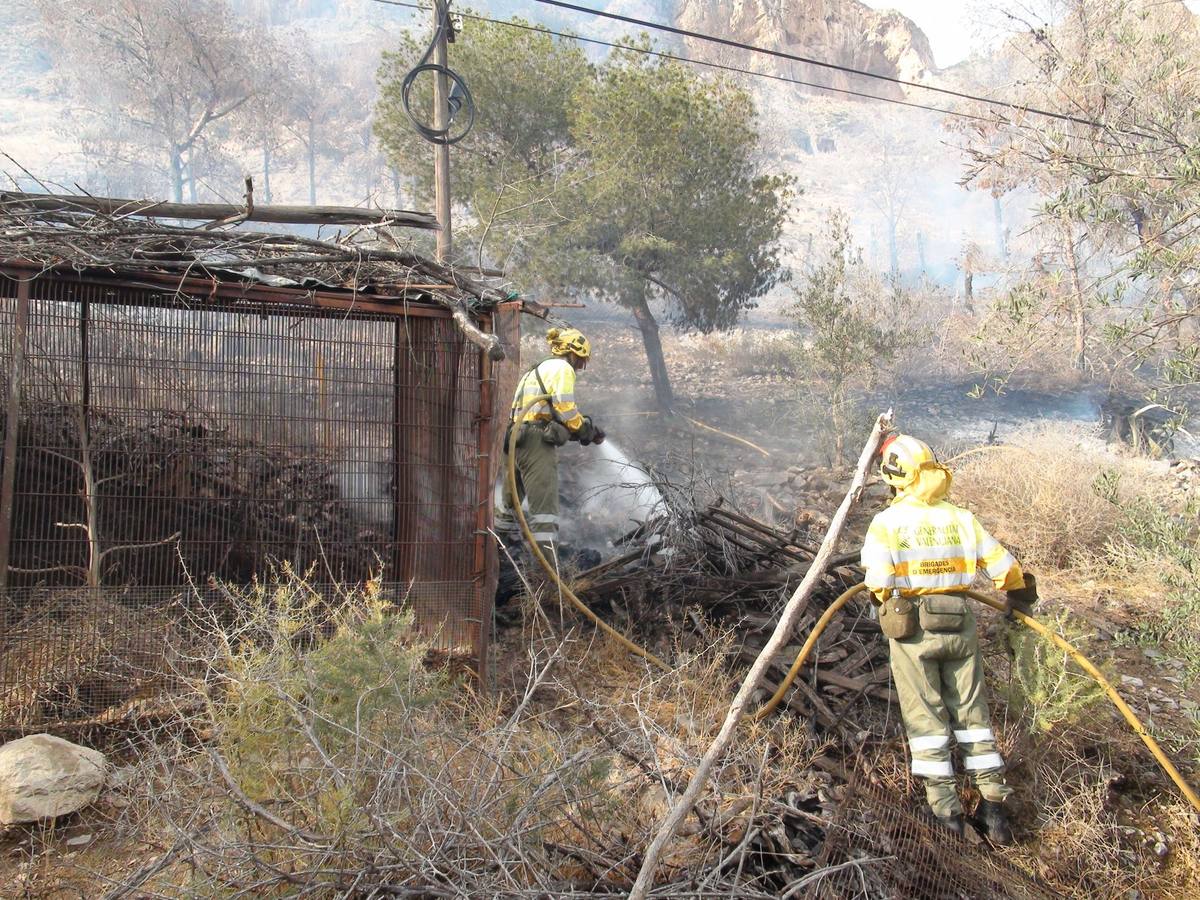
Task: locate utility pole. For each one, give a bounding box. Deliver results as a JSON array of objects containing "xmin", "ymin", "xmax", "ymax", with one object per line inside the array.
[{"xmin": 432, "ymin": 1, "xmax": 452, "ymax": 263}]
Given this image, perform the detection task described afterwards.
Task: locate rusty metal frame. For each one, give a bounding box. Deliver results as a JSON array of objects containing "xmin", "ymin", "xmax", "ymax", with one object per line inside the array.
[
  {"xmin": 0, "ymin": 276, "xmax": 30, "ymax": 590},
  {"xmin": 0, "ymin": 261, "xmax": 460, "ymax": 320},
  {"xmin": 0, "ymin": 263, "xmax": 515, "ymax": 699},
  {"xmin": 473, "ymin": 310, "xmax": 496, "ymax": 686}
]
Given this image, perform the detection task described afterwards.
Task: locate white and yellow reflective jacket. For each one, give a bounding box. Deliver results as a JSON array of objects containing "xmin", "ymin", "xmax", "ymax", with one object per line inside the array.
[
  {"xmin": 860, "ymin": 462, "xmax": 1025, "ymax": 602},
  {"xmin": 511, "ymin": 357, "xmax": 585, "ymax": 431}
]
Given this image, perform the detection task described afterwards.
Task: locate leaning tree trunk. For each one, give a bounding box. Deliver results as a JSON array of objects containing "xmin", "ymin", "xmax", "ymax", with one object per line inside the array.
[
  {"xmin": 628, "ymin": 411, "xmax": 894, "ymax": 899},
  {"xmin": 1060, "ymin": 218, "xmax": 1087, "ymax": 371},
  {"xmin": 630, "ymin": 292, "xmax": 674, "ymax": 413},
  {"xmin": 169, "ymin": 149, "xmax": 185, "ymax": 203}
]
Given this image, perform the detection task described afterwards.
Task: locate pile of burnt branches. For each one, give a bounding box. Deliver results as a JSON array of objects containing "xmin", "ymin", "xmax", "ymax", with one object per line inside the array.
[{"xmin": 573, "ymin": 494, "xmax": 895, "ymax": 739}]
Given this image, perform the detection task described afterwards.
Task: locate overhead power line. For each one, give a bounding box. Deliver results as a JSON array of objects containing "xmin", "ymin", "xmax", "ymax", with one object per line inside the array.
[
  {"xmin": 370, "ymin": 0, "xmax": 1003, "ymax": 124},
  {"xmin": 370, "ymin": 0, "xmax": 1154, "ymax": 146},
  {"xmin": 528, "ymin": 0, "xmax": 1140, "ymax": 134}
]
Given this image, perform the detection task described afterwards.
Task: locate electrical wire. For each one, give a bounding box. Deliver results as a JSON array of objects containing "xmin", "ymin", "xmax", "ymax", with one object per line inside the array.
[
  {"xmin": 372, "ymin": 0, "xmax": 1012, "ymax": 124},
  {"xmin": 401, "ymin": 0, "xmax": 476, "ymax": 145},
  {"xmin": 370, "ymin": 0, "xmax": 1156, "ymax": 149},
  {"xmin": 527, "ymin": 0, "xmax": 1154, "ymax": 137}
]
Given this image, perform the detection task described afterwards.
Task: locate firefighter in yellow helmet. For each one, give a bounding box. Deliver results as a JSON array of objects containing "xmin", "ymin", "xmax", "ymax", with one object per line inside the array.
[
  {"xmin": 497, "ymin": 327, "xmax": 605, "ymax": 562},
  {"xmin": 860, "ymin": 434, "xmax": 1037, "ymax": 843}
]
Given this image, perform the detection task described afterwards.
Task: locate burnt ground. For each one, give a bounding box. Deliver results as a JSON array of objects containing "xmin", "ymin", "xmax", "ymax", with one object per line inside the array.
[{"xmin": 4, "ymin": 320, "xmax": 1200, "ymax": 897}]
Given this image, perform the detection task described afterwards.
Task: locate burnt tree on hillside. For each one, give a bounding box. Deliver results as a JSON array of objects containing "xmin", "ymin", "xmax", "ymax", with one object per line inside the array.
[{"xmin": 35, "ymin": 0, "xmax": 271, "ymax": 203}]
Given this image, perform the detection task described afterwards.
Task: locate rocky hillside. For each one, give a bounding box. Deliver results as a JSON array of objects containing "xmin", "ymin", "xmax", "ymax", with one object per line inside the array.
[{"xmin": 675, "ymin": 0, "xmax": 937, "ymax": 98}]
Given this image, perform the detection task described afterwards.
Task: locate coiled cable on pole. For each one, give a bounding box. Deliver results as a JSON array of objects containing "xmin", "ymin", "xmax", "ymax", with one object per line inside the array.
[{"xmin": 402, "ymin": 0, "xmax": 475, "ymax": 145}]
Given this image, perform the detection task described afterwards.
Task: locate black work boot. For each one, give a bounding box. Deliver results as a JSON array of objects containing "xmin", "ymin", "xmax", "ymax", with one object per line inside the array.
[
  {"xmin": 933, "ymin": 812, "xmax": 965, "ymax": 837},
  {"xmin": 976, "ymin": 799, "xmax": 1014, "ymax": 845}
]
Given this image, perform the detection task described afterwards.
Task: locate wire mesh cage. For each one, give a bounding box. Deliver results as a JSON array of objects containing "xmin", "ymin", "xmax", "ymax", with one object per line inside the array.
[
  {"xmin": 0, "ymin": 266, "xmax": 518, "ymax": 733},
  {"xmin": 813, "ymin": 767, "xmax": 1058, "ymax": 899}
]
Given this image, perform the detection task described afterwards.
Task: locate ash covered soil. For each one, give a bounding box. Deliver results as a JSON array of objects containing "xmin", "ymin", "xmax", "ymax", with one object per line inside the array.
[{"xmin": 6, "ymin": 321, "xmax": 1200, "ymax": 898}]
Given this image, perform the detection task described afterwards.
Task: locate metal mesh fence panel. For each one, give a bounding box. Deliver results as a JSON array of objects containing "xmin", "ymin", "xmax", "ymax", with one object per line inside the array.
[
  {"xmin": 814, "ymin": 769, "xmax": 1058, "ymax": 899},
  {"xmin": 0, "ymin": 268, "xmax": 508, "ymax": 732}
]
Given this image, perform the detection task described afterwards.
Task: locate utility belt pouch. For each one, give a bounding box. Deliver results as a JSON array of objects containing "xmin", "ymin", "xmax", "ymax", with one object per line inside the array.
[
  {"xmin": 879, "ymin": 594, "xmax": 917, "ymax": 640},
  {"xmin": 919, "ymin": 595, "xmax": 968, "ymax": 633},
  {"xmin": 542, "ymin": 421, "xmax": 571, "ymax": 447}
]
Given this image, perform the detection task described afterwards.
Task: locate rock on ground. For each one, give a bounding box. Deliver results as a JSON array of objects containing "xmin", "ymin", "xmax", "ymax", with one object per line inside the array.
[{"xmin": 0, "ymin": 734, "xmax": 108, "ymax": 824}]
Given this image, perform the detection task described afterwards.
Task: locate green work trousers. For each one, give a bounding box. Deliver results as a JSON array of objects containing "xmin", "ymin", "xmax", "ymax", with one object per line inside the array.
[
  {"xmin": 496, "ymin": 423, "xmax": 560, "ymax": 561},
  {"xmin": 889, "ymin": 597, "xmax": 1012, "ymax": 817}
]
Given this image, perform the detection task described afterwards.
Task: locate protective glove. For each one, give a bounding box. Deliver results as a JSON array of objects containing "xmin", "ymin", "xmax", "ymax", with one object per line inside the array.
[
  {"xmin": 1006, "ymin": 572, "xmax": 1038, "ymax": 618},
  {"xmin": 576, "ymin": 416, "xmax": 597, "ymax": 445}
]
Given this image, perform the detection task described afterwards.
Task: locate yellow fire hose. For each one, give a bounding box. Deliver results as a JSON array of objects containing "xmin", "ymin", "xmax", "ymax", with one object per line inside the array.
[
  {"xmin": 678, "ymin": 415, "xmax": 772, "ymax": 459},
  {"xmin": 502, "ymin": 400, "xmax": 1198, "ymax": 810},
  {"xmin": 506, "ymin": 396, "xmax": 670, "ymax": 671},
  {"xmin": 753, "ymin": 582, "xmax": 1200, "ymax": 813}
]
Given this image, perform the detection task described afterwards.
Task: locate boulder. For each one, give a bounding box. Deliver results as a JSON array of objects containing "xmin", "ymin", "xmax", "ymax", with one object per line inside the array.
[{"xmin": 0, "ymin": 734, "xmax": 108, "ymax": 824}]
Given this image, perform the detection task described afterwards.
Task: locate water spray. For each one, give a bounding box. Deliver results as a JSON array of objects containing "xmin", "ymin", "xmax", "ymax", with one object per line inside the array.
[{"xmin": 506, "ymin": 395, "xmax": 669, "ymax": 671}]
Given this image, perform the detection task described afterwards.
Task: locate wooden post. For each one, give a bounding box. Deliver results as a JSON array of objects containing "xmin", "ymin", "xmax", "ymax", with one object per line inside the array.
[
  {"xmin": 0, "ymin": 277, "xmax": 31, "ymax": 590},
  {"xmin": 473, "ymin": 318, "xmax": 496, "ymax": 688},
  {"xmin": 628, "ymin": 410, "xmax": 894, "ymax": 900},
  {"xmin": 433, "ymin": 1, "xmax": 452, "ymax": 263}
]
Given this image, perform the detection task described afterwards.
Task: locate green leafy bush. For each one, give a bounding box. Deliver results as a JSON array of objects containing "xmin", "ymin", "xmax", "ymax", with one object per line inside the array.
[
  {"xmin": 998, "ymin": 610, "xmax": 1107, "ymax": 734},
  {"xmin": 1109, "ymin": 496, "xmax": 1200, "ymax": 678}
]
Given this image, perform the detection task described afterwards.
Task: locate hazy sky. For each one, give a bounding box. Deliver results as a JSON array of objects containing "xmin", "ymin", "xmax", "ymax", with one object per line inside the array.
[{"xmin": 868, "ymin": 0, "xmax": 1200, "ymax": 69}]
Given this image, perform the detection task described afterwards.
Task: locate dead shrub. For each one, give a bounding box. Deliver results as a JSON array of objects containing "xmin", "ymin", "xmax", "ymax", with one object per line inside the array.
[
  {"xmin": 950, "ymin": 427, "xmax": 1134, "ymax": 569},
  {"xmin": 102, "ymin": 570, "xmax": 824, "ymax": 897}
]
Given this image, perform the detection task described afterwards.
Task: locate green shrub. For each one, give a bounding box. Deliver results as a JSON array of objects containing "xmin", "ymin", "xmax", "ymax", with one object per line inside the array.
[
  {"xmin": 210, "ymin": 571, "xmax": 451, "ymax": 808},
  {"xmin": 1109, "ymin": 496, "xmax": 1200, "ymax": 678},
  {"xmin": 998, "ymin": 610, "xmax": 1107, "ymax": 734}
]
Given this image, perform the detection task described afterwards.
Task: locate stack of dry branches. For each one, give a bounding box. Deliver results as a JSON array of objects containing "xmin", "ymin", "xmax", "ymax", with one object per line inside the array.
[
  {"xmin": 2, "ymin": 404, "xmax": 390, "ymax": 590},
  {"xmin": 571, "ymin": 496, "xmax": 894, "ymax": 739},
  {"xmin": 0, "ymin": 190, "xmax": 509, "ymax": 356}
]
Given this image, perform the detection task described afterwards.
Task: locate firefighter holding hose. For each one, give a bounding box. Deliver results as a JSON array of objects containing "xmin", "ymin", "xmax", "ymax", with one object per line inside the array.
[
  {"xmin": 497, "ymin": 327, "xmax": 605, "ymax": 564},
  {"xmin": 860, "ymin": 434, "xmax": 1038, "ymax": 844}
]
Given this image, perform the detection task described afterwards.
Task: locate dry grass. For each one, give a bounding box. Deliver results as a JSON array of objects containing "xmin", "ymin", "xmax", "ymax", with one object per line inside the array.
[
  {"xmin": 1006, "ymin": 724, "xmax": 1200, "ymax": 899},
  {"xmin": 950, "ymin": 425, "xmax": 1157, "ymax": 571},
  {"xmin": 79, "ymin": 571, "xmax": 826, "ymax": 898}
]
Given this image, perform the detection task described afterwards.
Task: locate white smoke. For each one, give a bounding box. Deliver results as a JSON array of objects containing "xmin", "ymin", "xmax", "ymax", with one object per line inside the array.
[
  {"xmin": 492, "ymin": 438, "xmax": 664, "ymax": 551},
  {"xmin": 558, "ymin": 439, "xmax": 663, "ymax": 550},
  {"xmin": 332, "ymin": 445, "xmax": 392, "ymax": 525}
]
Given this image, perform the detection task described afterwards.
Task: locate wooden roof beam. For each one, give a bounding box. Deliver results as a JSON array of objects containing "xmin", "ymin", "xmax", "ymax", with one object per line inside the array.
[{"xmin": 0, "ymin": 191, "xmax": 439, "ymax": 230}]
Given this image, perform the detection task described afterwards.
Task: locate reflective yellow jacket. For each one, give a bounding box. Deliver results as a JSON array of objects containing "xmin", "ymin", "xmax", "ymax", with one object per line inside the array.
[
  {"xmin": 860, "ymin": 464, "xmax": 1025, "ymax": 602},
  {"xmin": 511, "ymin": 357, "xmax": 585, "ymax": 431}
]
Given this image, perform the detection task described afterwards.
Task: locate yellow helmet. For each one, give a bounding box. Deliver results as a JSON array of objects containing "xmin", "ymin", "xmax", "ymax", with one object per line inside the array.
[
  {"xmin": 879, "ymin": 433, "xmax": 937, "ymax": 489},
  {"xmin": 547, "ymin": 327, "xmax": 590, "ymax": 359}
]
